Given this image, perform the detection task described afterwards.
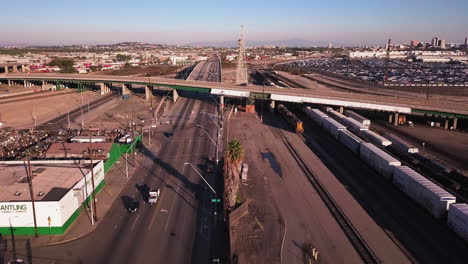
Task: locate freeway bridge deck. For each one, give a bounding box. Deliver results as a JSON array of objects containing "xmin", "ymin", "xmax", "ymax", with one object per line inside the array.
[{"xmin": 1, "ymin": 73, "xmax": 467, "ymax": 117}]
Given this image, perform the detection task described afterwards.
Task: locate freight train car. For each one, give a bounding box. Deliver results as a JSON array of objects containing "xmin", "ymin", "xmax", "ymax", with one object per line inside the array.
[{"xmin": 277, "ymin": 104, "xmax": 304, "ymax": 134}]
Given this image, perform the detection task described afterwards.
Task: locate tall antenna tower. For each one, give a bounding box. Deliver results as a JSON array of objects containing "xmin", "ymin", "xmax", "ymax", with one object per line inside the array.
[
  {"xmin": 236, "ymin": 25, "xmax": 248, "ymax": 85},
  {"xmin": 384, "ymin": 38, "xmax": 391, "ymax": 84}
]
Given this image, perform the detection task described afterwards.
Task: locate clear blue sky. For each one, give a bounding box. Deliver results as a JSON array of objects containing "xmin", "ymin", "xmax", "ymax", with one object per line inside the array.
[{"xmin": 1, "ymin": 0, "xmax": 467, "ymax": 46}]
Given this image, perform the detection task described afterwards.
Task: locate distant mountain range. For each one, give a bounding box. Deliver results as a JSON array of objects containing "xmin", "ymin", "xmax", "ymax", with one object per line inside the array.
[
  {"xmin": 186, "ymin": 38, "xmax": 332, "ymax": 48},
  {"xmin": 0, "ymin": 39, "xmax": 335, "ymax": 48},
  {"xmin": 0, "ymin": 42, "xmax": 29, "ymax": 48}
]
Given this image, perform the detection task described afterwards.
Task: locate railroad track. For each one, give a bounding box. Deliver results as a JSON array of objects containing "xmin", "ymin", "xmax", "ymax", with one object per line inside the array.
[
  {"xmin": 36, "ymin": 93, "xmax": 119, "ymax": 130},
  {"xmin": 0, "ymin": 90, "xmax": 74, "ymax": 104},
  {"xmin": 274, "ymin": 127, "xmax": 381, "ymax": 264}
]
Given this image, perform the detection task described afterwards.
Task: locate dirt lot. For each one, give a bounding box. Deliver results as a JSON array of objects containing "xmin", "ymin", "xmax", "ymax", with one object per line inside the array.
[
  {"xmin": 227, "ymin": 112, "xmax": 363, "ymax": 264},
  {"xmin": 83, "ymin": 93, "xmax": 171, "ymax": 130},
  {"xmin": 0, "ymin": 90, "xmax": 101, "ymax": 129}
]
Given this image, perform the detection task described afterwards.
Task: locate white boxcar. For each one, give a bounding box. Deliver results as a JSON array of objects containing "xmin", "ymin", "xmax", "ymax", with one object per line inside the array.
[
  {"xmin": 361, "ymin": 130, "xmax": 392, "ymax": 147},
  {"xmin": 386, "ymin": 133, "xmax": 419, "ymax": 154},
  {"xmin": 359, "ymin": 143, "xmax": 401, "ymax": 179},
  {"xmin": 448, "ymin": 203, "xmax": 468, "ymax": 243},
  {"xmin": 393, "ymin": 166, "xmax": 456, "ymax": 219},
  {"xmin": 326, "ymin": 108, "xmax": 346, "ymax": 121},
  {"xmin": 338, "ymin": 130, "xmax": 363, "ymax": 154},
  {"xmin": 304, "ymin": 107, "xmax": 329, "ymax": 127},
  {"xmin": 344, "ymin": 110, "xmax": 371, "ymax": 126},
  {"xmin": 322, "ymin": 118, "xmax": 347, "ymax": 139},
  {"xmin": 341, "ymin": 117, "xmax": 369, "ymax": 134}
]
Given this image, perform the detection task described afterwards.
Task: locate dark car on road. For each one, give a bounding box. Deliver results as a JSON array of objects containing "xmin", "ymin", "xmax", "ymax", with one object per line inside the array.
[
  {"xmin": 122, "ymin": 195, "xmax": 140, "ymax": 213},
  {"xmin": 127, "ymin": 200, "xmax": 139, "ymax": 213}
]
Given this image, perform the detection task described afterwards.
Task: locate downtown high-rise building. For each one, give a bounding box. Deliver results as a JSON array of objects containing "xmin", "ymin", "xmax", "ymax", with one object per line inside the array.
[
  {"xmin": 465, "ymin": 37, "xmax": 468, "ymax": 47},
  {"xmin": 439, "ymin": 39, "xmax": 446, "ymax": 48},
  {"xmin": 410, "ymin": 40, "xmax": 420, "ymax": 47},
  {"xmin": 432, "ymin": 36, "xmax": 439, "ymax": 47}
]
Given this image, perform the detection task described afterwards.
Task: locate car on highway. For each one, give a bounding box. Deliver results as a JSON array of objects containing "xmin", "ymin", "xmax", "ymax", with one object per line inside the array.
[
  {"xmin": 148, "ymin": 189, "xmax": 160, "ymax": 205},
  {"xmin": 127, "ymin": 199, "xmax": 139, "ymax": 213},
  {"xmin": 122, "ymin": 196, "xmax": 140, "ymax": 213}
]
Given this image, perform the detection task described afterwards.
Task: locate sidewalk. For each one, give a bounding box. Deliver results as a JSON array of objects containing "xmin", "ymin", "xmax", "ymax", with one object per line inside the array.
[{"xmin": 2, "ymin": 151, "xmax": 149, "ymax": 250}]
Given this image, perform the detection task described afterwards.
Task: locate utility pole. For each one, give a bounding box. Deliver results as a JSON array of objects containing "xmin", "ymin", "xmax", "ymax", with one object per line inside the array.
[
  {"xmin": 384, "ymin": 38, "xmax": 391, "ymax": 85},
  {"xmin": 260, "ymin": 85, "xmax": 265, "ymax": 121},
  {"xmin": 88, "ymin": 135, "xmax": 98, "ymax": 223},
  {"xmin": 67, "ymin": 111, "xmax": 71, "ymax": 130},
  {"xmin": 26, "ymin": 160, "xmax": 39, "ymax": 238},
  {"xmin": 80, "ymin": 89, "xmax": 84, "ymax": 130}
]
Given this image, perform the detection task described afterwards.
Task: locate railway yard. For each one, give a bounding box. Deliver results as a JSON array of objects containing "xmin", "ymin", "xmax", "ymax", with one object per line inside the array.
[{"xmin": 0, "ymin": 61, "xmax": 467, "ymax": 264}]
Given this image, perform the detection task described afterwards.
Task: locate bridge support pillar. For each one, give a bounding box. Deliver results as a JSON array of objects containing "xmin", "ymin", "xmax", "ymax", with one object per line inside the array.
[
  {"xmin": 388, "ymin": 113, "xmax": 393, "ymax": 124},
  {"xmin": 173, "ymin": 89, "xmax": 179, "ymax": 103},
  {"xmin": 145, "ymin": 85, "xmax": 152, "ymax": 101},
  {"xmin": 339, "ymin": 106, "xmax": 344, "ymax": 113},
  {"xmin": 122, "ymin": 84, "xmax": 130, "ymax": 95},
  {"xmin": 7, "ymin": 80, "xmax": 11, "ymax": 87},
  {"xmin": 99, "ymin": 83, "xmax": 106, "ymax": 95},
  {"xmin": 12, "ymin": 65, "xmax": 17, "ymax": 72},
  {"xmin": 21, "ymin": 65, "xmax": 25, "ymax": 72},
  {"xmin": 269, "ymin": 100, "xmax": 275, "ymax": 112},
  {"xmin": 444, "ymin": 119, "xmax": 449, "ymax": 130},
  {"xmin": 23, "ymin": 80, "xmax": 27, "ymax": 88},
  {"xmin": 453, "ymin": 118, "xmax": 458, "ymax": 130},
  {"xmin": 220, "ymin": 95, "xmax": 224, "ymax": 109},
  {"xmin": 41, "ymin": 81, "xmax": 46, "ymax": 90},
  {"xmin": 394, "ymin": 113, "xmax": 399, "ymax": 126},
  {"xmin": 4, "ymin": 66, "xmax": 8, "ymax": 73}
]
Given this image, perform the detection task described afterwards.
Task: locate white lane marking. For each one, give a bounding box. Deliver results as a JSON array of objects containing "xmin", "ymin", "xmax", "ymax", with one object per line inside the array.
[
  {"xmin": 131, "ymin": 213, "xmax": 140, "ymax": 230},
  {"xmin": 114, "ymin": 225, "xmax": 118, "ymax": 230},
  {"xmin": 165, "ymin": 180, "xmax": 181, "ymax": 232}
]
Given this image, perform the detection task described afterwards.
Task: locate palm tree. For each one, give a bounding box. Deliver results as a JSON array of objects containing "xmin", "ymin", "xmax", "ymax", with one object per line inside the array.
[
  {"xmin": 224, "ymin": 139, "xmax": 244, "ymax": 208},
  {"xmin": 225, "ymin": 139, "xmax": 244, "ymax": 167}
]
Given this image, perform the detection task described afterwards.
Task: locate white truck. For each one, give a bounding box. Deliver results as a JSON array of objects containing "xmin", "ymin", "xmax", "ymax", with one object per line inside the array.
[{"xmin": 148, "ymin": 189, "xmax": 160, "ymax": 205}]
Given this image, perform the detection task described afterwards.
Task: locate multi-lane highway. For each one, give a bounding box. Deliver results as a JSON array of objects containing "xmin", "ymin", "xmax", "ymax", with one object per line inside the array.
[
  {"xmin": 187, "ymin": 56, "xmax": 221, "ymax": 82},
  {"xmin": 22, "ymin": 94, "xmax": 222, "ymax": 264}
]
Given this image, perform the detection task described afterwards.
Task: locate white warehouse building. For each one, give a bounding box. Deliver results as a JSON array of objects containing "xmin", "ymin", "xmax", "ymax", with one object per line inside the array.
[{"xmin": 0, "ymin": 161, "xmax": 104, "ymax": 235}]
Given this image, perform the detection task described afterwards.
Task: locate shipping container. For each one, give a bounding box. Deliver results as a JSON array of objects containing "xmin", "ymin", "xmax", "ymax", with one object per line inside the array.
[
  {"xmin": 393, "ymin": 166, "xmax": 456, "ymax": 218},
  {"xmin": 359, "ymin": 142, "xmax": 400, "ymax": 179},
  {"xmin": 361, "ymin": 130, "xmax": 392, "ymax": 147},
  {"xmin": 322, "ymin": 118, "xmax": 347, "ymax": 139},
  {"xmin": 344, "ymin": 110, "xmax": 371, "ymax": 126},
  {"xmin": 341, "ymin": 117, "xmax": 369, "ymax": 134},
  {"xmin": 303, "ymin": 107, "xmax": 329, "ymax": 127},
  {"xmin": 385, "ymin": 133, "xmax": 419, "ymax": 154},
  {"xmin": 448, "ymin": 203, "xmax": 468, "ymax": 243},
  {"xmin": 338, "ymin": 130, "xmax": 363, "ymax": 154}
]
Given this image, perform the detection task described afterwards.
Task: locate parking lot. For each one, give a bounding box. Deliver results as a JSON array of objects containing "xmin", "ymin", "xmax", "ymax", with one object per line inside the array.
[{"xmin": 283, "ymin": 59, "xmax": 468, "ymax": 85}]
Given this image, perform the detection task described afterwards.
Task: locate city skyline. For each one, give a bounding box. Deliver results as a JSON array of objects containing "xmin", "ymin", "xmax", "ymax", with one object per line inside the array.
[{"xmin": 2, "ymin": 0, "xmax": 467, "ymax": 46}]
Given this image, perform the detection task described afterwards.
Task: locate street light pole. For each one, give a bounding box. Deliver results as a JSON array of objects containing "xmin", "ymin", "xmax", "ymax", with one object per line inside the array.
[
  {"xmin": 184, "ymin": 162, "xmax": 216, "ymax": 194},
  {"xmin": 196, "ymin": 125, "xmax": 218, "ymax": 165}
]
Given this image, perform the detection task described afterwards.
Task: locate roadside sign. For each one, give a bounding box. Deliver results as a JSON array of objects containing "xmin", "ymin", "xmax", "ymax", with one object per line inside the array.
[{"xmin": 211, "ymin": 199, "xmax": 221, "ymax": 203}]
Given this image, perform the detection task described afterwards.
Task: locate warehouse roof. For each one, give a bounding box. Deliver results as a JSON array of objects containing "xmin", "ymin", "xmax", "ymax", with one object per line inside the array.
[
  {"xmin": 0, "ymin": 163, "xmax": 90, "ymax": 202},
  {"xmin": 46, "ymin": 142, "xmax": 113, "ymax": 159}
]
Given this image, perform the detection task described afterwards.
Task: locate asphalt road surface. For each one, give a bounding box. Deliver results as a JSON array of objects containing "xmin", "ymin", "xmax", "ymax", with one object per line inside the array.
[
  {"xmin": 24, "ymin": 93, "xmax": 222, "ymax": 264},
  {"xmin": 188, "ymin": 56, "xmax": 221, "ymax": 82}
]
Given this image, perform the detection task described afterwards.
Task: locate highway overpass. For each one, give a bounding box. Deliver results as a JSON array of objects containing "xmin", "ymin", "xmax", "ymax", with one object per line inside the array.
[{"xmin": 1, "ymin": 73, "xmax": 467, "ymax": 122}]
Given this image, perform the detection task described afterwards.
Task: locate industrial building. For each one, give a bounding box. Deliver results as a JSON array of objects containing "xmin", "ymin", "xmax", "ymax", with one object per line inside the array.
[
  {"xmin": 45, "ymin": 142, "xmax": 113, "ymax": 159},
  {"xmin": 0, "ymin": 161, "xmax": 104, "ymax": 235}
]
